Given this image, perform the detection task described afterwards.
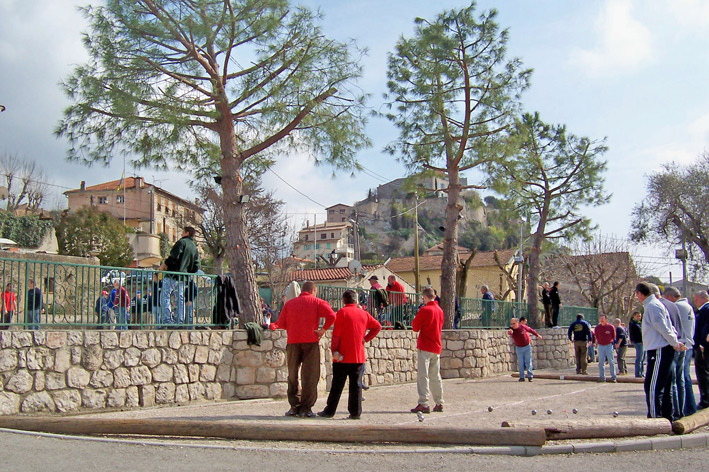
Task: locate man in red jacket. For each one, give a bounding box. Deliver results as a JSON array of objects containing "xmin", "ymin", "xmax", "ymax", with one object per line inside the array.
[
  {"xmin": 508, "ymin": 317, "xmax": 542, "ymax": 381},
  {"xmin": 317, "ymin": 290, "xmax": 381, "ymax": 420},
  {"xmin": 411, "ymin": 287, "xmax": 445, "ymax": 413},
  {"xmin": 270, "ymin": 281, "xmax": 336, "ymax": 418},
  {"xmin": 386, "ymin": 275, "xmax": 408, "ymax": 325}
]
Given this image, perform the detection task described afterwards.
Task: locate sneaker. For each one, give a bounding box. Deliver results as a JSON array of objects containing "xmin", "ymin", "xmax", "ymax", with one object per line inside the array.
[
  {"xmin": 285, "ymin": 407, "xmax": 299, "ymax": 417},
  {"xmin": 609, "ymin": 379, "xmax": 617, "ymax": 383},
  {"xmin": 317, "ymin": 410, "xmax": 334, "ymax": 418},
  {"xmin": 528, "ymin": 377, "xmax": 533, "ymax": 382},
  {"xmin": 597, "ymin": 379, "xmax": 606, "ymax": 383},
  {"xmin": 298, "ymin": 409, "xmax": 316, "ymax": 418},
  {"xmin": 410, "ymin": 404, "xmax": 430, "ymax": 413},
  {"xmin": 518, "ymin": 378, "xmax": 526, "ymax": 382},
  {"xmin": 362, "ymin": 384, "xmax": 370, "ymax": 390},
  {"xmin": 433, "ymin": 404, "xmax": 443, "ymax": 412},
  {"xmin": 581, "ymin": 371, "xmax": 588, "ymax": 375}
]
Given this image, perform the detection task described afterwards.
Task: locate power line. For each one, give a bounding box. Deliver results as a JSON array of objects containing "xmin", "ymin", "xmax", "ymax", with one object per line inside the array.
[{"xmin": 266, "ymin": 167, "xmax": 327, "ymax": 209}]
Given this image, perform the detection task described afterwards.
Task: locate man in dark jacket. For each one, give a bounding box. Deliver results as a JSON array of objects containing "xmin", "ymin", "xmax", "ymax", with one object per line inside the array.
[
  {"xmin": 550, "ymin": 281, "xmax": 561, "ymax": 327},
  {"xmin": 568, "ymin": 314, "xmax": 592, "ymax": 374},
  {"xmin": 629, "ymin": 310, "xmax": 644, "ymax": 378},
  {"xmin": 158, "ymin": 227, "xmax": 200, "ymax": 327},
  {"xmin": 693, "ymin": 291, "xmax": 709, "ymax": 409}
]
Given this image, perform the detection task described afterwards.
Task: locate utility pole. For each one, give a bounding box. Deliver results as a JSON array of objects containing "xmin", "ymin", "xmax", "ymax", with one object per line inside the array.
[
  {"xmin": 681, "ymin": 237, "xmax": 688, "ymax": 297},
  {"xmin": 313, "ymin": 214, "xmax": 317, "ymax": 268},
  {"xmin": 414, "ymin": 194, "xmax": 420, "ymax": 292}
]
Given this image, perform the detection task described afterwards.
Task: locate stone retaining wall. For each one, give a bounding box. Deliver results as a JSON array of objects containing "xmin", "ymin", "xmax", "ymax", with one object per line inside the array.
[{"xmin": 0, "ymin": 328, "xmax": 572, "ymax": 415}]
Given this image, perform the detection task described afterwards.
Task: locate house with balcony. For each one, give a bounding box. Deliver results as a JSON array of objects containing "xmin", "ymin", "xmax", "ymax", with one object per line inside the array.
[
  {"xmin": 291, "ymin": 220, "xmax": 354, "ymax": 268},
  {"xmin": 64, "ymin": 177, "xmax": 205, "ymax": 267}
]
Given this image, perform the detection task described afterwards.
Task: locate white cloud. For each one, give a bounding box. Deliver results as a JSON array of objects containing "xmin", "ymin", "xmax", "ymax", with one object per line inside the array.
[
  {"xmin": 569, "ymin": 0, "xmax": 654, "ymax": 75},
  {"xmin": 664, "ymin": 0, "xmax": 709, "ymax": 32}
]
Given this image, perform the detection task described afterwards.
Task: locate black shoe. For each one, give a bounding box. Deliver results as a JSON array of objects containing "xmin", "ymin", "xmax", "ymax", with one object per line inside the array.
[
  {"xmin": 299, "ymin": 409, "xmax": 316, "ymax": 418},
  {"xmin": 518, "ymin": 378, "xmax": 525, "ymax": 382},
  {"xmin": 317, "ymin": 410, "xmax": 334, "ymax": 418},
  {"xmin": 348, "ymin": 414, "xmax": 361, "ymax": 420},
  {"xmin": 528, "ymin": 377, "xmax": 533, "ymax": 382},
  {"xmin": 285, "ymin": 407, "xmax": 299, "ymax": 417},
  {"xmin": 361, "ymin": 384, "xmax": 370, "ymax": 390}
]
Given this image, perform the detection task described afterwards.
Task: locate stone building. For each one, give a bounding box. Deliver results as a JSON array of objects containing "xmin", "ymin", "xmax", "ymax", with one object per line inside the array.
[{"xmin": 64, "ymin": 177, "xmax": 205, "ymax": 267}]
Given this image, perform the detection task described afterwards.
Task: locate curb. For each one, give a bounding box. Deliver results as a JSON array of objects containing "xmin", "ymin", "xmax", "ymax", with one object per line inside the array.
[{"xmin": 1, "ymin": 427, "xmax": 707, "ymax": 456}]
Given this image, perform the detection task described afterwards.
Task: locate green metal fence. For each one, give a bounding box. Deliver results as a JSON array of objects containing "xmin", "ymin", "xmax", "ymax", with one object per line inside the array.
[
  {"xmin": 558, "ymin": 305, "xmax": 599, "ymax": 327},
  {"xmin": 316, "ymin": 284, "xmax": 597, "ymax": 329},
  {"xmin": 0, "ymin": 257, "xmax": 219, "ymax": 329}
]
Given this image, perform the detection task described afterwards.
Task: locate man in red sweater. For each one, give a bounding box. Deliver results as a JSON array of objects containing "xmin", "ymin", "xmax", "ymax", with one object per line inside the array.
[
  {"xmin": 317, "ymin": 290, "xmax": 381, "ymax": 420},
  {"xmin": 270, "ymin": 281, "xmax": 336, "ymax": 418},
  {"xmin": 411, "ymin": 287, "xmax": 445, "ymax": 413},
  {"xmin": 594, "ymin": 314, "xmax": 617, "ymax": 383},
  {"xmin": 508, "ymin": 317, "xmax": 542, "ymax": 381},
  {"xmin": 386, "ymin": 275, "xmax": 408, "ymax": 325}
]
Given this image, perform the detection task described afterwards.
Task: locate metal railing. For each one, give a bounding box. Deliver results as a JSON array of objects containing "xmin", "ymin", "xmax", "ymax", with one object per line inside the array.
[
  {"xmin": 316, "ymin": 284, "xmax": 597, "ymax": 329},
  {"xmin": 0, "ymin": 257, "xmax": 220, "ymax": 330}
]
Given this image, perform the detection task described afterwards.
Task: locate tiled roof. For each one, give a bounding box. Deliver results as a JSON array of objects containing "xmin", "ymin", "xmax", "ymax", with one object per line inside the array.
[
  {"xmin": 422, "ymin": 242, "xmax": 472, "ymax": 256},
  {"xmin": 386, "ymin": 248, "xmax": 517, "ymax": 273},
  {"xmin": 288, "ymin": 265, "xmax": 380, "ymax": 282}
]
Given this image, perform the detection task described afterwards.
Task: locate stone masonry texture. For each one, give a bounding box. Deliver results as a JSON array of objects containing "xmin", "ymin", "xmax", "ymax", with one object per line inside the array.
[{"xmin": 0, "ymin": 328, "xmax": 570, "ymax": 415}]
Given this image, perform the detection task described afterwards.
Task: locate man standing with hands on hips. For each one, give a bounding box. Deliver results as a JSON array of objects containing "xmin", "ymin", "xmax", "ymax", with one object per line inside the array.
[
  {"xmin": 411, "ymin": 287, "xmax": 444, "ymax": 414},
  {"xmin": 270, "ymin": 281, "xmax": 336, "ymax": 418}
]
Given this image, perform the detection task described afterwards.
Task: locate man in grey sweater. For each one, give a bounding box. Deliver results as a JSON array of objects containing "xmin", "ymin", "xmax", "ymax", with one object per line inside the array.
[
  {"xmin": 663, "ymin": 286, "xmax": 696, "ymax": 417},
  {"xmin": 636, "ymin": 282, "xmax": 685, "ymax": 420}
]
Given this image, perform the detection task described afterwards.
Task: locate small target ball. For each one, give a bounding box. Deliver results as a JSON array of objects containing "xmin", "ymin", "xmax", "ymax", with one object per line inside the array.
[
  {"xmin": 572, "ymin": 408, "xmax": 578, "ymax": 414},
  {"xmin": 531, "ymin": 409, "xmax": 537, "ymax": 415},
  {"xmin": 488, "ymin": 406, "xmax": 494, "ymax": 412},
  {"xmin": 546, "ymin": 409, "xmax": 553, "ymax": 415}
]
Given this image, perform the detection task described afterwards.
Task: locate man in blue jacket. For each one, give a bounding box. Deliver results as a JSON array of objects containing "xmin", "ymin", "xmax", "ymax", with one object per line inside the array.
[
  {"xmin": 693, "ymin": 291, "xmax": 709, "ymax": 410},
  {"xmin": 568, "ymin": 314, "xmax": 592, "ymax": 375}
]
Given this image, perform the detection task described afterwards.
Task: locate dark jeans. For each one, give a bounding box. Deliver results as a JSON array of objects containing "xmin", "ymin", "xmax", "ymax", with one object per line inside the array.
[
  {"xmin": 322, "ymin": 362, "xmax": 364, "ymax": 418},
  {"xmin": 286, "ymin": 343, "xmax": 320, "ymax": 412},
  {"xmin": 543, "ymin": 304, "xmax": 553, "ymax": 328},
  {"xmin": 1, "ymin": 310, "xmax": 12, "ymax": 329},
  {"xmin": 551, "ymin": 304, "xmax": 560, "ymax": 327},
  {"xmin": 695, "ymin": 348, "xmax": 709, "ymax": 409},
  {"xmin": 645, "ymin": 345, "xmax": 676, "ymax": 420},
  {"xmin": 671, "ymin": 350, "xmax": 685, "ymax": 419}
]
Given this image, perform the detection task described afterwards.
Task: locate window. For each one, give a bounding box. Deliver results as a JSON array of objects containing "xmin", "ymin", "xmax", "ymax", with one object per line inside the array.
[
  {"xmin": 321, "ymin": 233, "xmax": 326, "ymax": 239},
  {"xmin": 157, "ymin": 204, "xmax": 162, "ymax": 211},
  {"xmin": 330, "ymin": 233, "xmax": 334, "ymax": 238},
  {"xmin": 339, "ymin": 209, "xmax": 345, "ymax": 213},
  {"xmin": 329, "ymin": 209, "xmax": 334, "ymax": 214},
  {"xmin": 316, "ymin": 244, "xmax": 320, "ymax": 249},
  {"xmin": 305, "ymin": 234, "xmax": 309, "ymax": 241},
  {"xmin": 116, "ymin": 196, "xmax": 124, "ymax": 203},
  {"xmin": 326, "ymin": 243, "xmax": 331, "ymax": 249},
  {"xmin": 98, "ymin": 196, "xmax": 108, "ymax": 204}
]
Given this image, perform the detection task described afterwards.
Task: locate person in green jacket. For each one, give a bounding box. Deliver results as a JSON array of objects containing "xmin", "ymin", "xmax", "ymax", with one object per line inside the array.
[{"xmin": 158, "ymin": 227, "xmax": 200, "ymax": 327}]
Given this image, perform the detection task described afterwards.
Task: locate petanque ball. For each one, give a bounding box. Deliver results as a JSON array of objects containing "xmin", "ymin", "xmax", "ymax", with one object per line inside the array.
[
  {"xmin": 531, "ymin": 409, "xmax": 537, "ymax": 415},
  {"xmin": 613, "ymin": 411, "xmax": 619, "ymax": 418},
  {"xmin": 572, "ymin": 408, "xmax": 578, "ymax": 414},
  {"xmin": 546, "ymin": 409, "xmax": 553, "ymax": 415},
  {"xmin": 488, "ymin": 406, "xmax": 494, "ymax": 412},
  {"xmin": 417, "ymin": 411, "xmax": 425, "ymax": 422}
]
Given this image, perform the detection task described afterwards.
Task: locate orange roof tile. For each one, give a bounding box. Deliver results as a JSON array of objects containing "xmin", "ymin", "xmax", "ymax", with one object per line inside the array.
[{"xmin": 288, "ymin": 265, "xmax": 380, "ymax": 282}]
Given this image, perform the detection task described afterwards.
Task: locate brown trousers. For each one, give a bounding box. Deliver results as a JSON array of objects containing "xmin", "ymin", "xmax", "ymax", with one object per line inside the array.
[
  {"xmin": 574, "ymin": 341, "xmax": 588, "ymax": 374},
  {"xmin": 286, "ymin": 342, "xmax": 321, "ymax": 411}
]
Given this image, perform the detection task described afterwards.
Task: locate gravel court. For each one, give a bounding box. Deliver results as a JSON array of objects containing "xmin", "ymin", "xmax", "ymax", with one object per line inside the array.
[{"xmin": 77, "ymin": 371, "xmax": 651, "ymax": 429}]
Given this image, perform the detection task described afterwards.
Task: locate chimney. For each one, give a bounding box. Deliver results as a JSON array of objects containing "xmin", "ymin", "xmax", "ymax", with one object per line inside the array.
[
  {"xmin": 137, "ymin": 177, "xmax": 144, "ymax": 188},
  {"xmin": 80, "ymin": 181, "xmax": 85, "ymax": 191}
]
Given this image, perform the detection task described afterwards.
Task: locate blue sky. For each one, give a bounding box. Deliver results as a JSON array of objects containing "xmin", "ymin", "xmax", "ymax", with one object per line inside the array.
[{"xmin": 1, "ymin": 0, "xmax": 708, "ymax": 279}]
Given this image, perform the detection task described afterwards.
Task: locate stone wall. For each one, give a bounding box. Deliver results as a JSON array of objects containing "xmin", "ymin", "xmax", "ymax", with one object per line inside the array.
[{"xmin": 0, "ymin": 328, "xmax": 572, "ymax": 415}]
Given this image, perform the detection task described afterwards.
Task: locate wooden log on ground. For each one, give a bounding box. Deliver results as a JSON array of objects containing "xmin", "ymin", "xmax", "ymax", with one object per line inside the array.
[
  {"xmin": 0, "ymin": 416, "xmax": 547, "ymax": 447},
  {"xmin": 511, "ymin": 372, "xmax": 698, "ymax": 385},
  {"xmin": 501, "ymin": 418, "xmax": 672, "ymax": 440},
  {"xmin": 672, "ymin": 408, "xmax": 709, "ymax": 434}
]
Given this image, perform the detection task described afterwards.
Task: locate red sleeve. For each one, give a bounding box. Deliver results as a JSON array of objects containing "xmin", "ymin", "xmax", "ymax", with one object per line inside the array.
[
  {"xmin": 364, "ymin": 314, "xmax": 382, "ymax": 343},
  {"xmin": 319, "ymin": 300, "xmax": 336, "ymax": 330},
  {"xmin": 412, "ymin": 308, "xmax": 426, "ymax": 332},
  {"xmin": 272, "ymin": 304, "xmax": 288, "ymax": 330},
  {"xmin": 331, "ymin": 334, "xmax": 341, "ymax": 354},
  {"xmin": 523, "ymin": 325, "xmax": 540, "ymax": 337}
]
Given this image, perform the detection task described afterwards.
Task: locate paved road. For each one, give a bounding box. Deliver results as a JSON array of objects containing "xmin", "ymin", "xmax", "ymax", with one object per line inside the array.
[{"xmin": 2, "ymin": 430, "xmax": 708, "ymax": 472}]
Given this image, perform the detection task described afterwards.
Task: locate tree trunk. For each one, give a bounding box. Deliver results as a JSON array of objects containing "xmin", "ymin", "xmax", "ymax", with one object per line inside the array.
[
  {"xmin": 441, "ymin": 168, "xmax": 463, "ymax": 329},
  {"xmin": 218, "ymin": 124, "xmax": 260, "ymax": 326},
  {"xmin": 214, "ymin": 254, "xmax": 224, "ymax": 276},
  {"xmin": 526, "ymin": 231, "xmax": 544, "ymax": 327}
]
